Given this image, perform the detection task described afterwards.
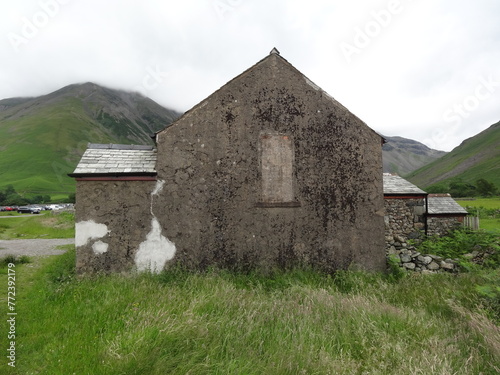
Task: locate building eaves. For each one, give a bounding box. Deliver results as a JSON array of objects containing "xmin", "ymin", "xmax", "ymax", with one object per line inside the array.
[{"xmin": 383, "ymin": 173, "xmax": 427, "ymax": 195}]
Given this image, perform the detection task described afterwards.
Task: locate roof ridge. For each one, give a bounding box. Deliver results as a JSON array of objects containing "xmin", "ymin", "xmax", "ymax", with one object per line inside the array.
[{"xmin": 88, "ymin": 143, "xmax": 154, "ymax": 150}]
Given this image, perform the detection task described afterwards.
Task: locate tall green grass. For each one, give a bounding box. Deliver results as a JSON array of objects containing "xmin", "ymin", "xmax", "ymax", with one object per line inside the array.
[{"xmin": 3, "ymin": 250, "xmax": 499, "ymax": 375}]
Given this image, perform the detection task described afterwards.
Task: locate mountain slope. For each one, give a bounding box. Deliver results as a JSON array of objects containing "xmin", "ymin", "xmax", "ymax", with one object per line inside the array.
[
  {"xmin": 0, "ymin": 83, "xmax": 181, "ymax": 195},
  {"xmin": 382, "ymin": 136, "xmax": 447, "ymax": 175},
  {"xmin": 406, "ymin": 121, "xmax": 500, "ymax": 189}
]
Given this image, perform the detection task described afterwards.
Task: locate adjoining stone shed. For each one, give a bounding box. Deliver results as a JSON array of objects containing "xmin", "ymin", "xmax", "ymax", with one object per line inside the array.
[
  {"xmin": 382, "ymin": 175, "xmax": 470, "ymax": 273},
  {"xmin": 70, "ymin": 49, "xmax": 387, "ymax": 274},
  {"xmin": 383, "ymin": 173, "xmax": 469, "ymax": 256},
  {"xmin": 383, "ymin": 173, "xmax": 427, "ymax": 251},
  {"xmin": 426, "ymin": 193, "xmax": 468, "ymax": 236}
]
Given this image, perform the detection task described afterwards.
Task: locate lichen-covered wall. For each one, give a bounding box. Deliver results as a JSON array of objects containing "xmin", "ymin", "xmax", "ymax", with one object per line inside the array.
[
  {"xmin": 74, "ymin": 180, "xmax": 162, "ymax": 273},
  {"xmin": 153, "ymin": 53, "xmax": 386, "ymax": 273}
]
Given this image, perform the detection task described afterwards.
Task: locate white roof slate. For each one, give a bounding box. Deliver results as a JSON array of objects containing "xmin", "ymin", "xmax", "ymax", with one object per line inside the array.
[
  {"xmin": 383, "ymin": 173, "xmax": 426, "ymax": 195},
  {"xmin": 428, "ymin": 194, "xmax": 468, "ymax": 215},
  {"xmin": 71, "ymin": 144, "xmax": 157, "ymax": 175}
]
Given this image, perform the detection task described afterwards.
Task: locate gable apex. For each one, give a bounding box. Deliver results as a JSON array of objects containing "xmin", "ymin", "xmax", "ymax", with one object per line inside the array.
[
  {"xmin": 270, "ymin": 47, "xmax": 280, "ymax": 55},
  {"xmin": 156, "ymin": 50, "xmax": 382, "ymax": 144}
]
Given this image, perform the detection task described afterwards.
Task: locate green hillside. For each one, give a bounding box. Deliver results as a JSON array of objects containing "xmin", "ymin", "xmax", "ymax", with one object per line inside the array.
[
  {"xmin": 0, "ymin": 83, "xmax": 180, "ymax": 197},
  {"xmin": 406, "ymin": 121, "xmax": 500, "ymax": 190}
]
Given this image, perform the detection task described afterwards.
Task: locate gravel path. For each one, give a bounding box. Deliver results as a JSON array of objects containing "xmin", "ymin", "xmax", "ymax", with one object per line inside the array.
[{"xmin": 0, "ymin": 238, "xmax": 74, "ymax": 257}]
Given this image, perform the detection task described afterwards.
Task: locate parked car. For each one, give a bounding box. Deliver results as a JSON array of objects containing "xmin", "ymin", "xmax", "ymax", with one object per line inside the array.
[{"xmin": 17, "ymin": 206, "xmax": 41, "ymax": 214}]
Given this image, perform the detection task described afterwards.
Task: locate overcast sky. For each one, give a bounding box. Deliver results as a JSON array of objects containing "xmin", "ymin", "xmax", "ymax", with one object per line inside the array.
[{"xmin": 1, "ymin": 0, "xmax": 499, "ymax": 151}]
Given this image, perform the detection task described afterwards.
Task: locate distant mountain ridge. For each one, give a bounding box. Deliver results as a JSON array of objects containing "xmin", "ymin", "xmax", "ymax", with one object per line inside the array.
[
  {"xmin": 1, "ymin": 82, "xmax": 493, "ymax": 198},
  {"xmin": 382, "ymin": 136, "xmax": 447, "ymax": 176},
  {"xmin": 0, "ymin": 83, "xmax": 181, "ymax": 196},
  {"xmin": 406, "ymin": 121, "xmax": 500, "ymax": 189}
]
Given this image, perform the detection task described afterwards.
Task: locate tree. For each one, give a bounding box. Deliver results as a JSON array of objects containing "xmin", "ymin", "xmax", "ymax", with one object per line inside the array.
[
  {"xmin": 476, "ymin": 179, "xmax": 498, "ymax": 197},
  {"xmin": 4, "ymin": 185, "xmax": 16, "ymax": 196},
  {"xmin": 449, "ymin": 181, "xmax": 476, "ymax": 198},
  {"xmin": 426, "ymin": 184, "xmax": 448, "ymax": 194}
]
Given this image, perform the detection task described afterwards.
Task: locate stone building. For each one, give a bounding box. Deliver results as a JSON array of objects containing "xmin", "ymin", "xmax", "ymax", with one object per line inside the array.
[
  {"xmin": 427, "ymin": 194, "xmax": 468, "ymax": 236},
  {"xmin": 70, "ymin": 49, "xmax": 386, "ymax": 274},
  {"xmin": 383, "ymin": 174, "xmax": 469, "ymax": 249},
  {"xmin": 383, "ymin": 173, "xmax": 427, "ymax": 250}
]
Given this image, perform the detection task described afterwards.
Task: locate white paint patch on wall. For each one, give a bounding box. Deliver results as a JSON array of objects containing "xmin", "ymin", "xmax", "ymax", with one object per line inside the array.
[
  {"xmin": 92, "ymin": 240, "xmax": 109, "ymax": 255},
  {"xmin": 152, "ymin": 179, "xmax": 165, "ymax": 196},
  {"xmin": 135, "ymin": 217, "xmax": 176, "ymax": 273},
  {"xmin": 75, "ymin": 220, "xmax": 110, "ymax": 247}
]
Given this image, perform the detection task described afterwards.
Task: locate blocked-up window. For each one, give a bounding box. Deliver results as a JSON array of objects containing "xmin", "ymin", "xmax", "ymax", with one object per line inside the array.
[{"xmin": 258, "ymin": 133, "xmax": 299, "ymax": 207}]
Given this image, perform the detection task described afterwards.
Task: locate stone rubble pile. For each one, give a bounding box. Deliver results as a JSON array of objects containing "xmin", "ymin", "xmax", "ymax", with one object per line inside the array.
[{"xmin": 386, "ymin": 234, "xmax": 458, "ymax": 273}]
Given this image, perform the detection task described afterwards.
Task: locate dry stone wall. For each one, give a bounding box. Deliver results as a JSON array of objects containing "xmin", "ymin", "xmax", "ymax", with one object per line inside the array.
[
  {"xmin": 388, "ymin": 244, "xmax": 458, "ymax": 273},
  {"xmin": 427, "ymin": 216, "xmax": 463, "ymax": 236},
  {"xmin": 384, "ymin": 198, "xmax": 425, "ymax": 251}
]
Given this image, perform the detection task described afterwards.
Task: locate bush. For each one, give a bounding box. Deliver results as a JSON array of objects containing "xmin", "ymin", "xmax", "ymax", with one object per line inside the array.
[
  {"xmin": 418, "ymin": 229, "xmax": 500, "ymax": 269},
  {"xmin": 0, "ymin": 254, "xmax": 31, "ymax": 266}
]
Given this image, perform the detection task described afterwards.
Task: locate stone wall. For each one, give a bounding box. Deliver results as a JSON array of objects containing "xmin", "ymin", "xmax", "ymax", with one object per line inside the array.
[
  {"xmin": 388, "ymin": 245, "xmax": 457, "ymax": 273},
  {"xmin": 384, "ymin": 197, "xmax": 426, "ymax": 252},
  {"xmin": 74, "ymin": 179, "xmax": 157, "ymax": 273},
  {"xmin": 427, "ymin": 215, "xmax": 464, "ymax": 236}
]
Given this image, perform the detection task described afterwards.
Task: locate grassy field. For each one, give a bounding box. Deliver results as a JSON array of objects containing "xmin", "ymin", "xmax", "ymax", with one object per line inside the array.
[
  {"xmin": 457, "ymin": 197, "xmax": 500, "ymax": 233},
  {"xmin": 0, "ymin": 250, "xmax": 499, "ymax": 375},
  {"xmin": 0, "ymin": 211, "xmax": 74, "ymax": 240},
  {"xmin": 0, "ymin": 204, "xmax": 497, "ymax": 373}
]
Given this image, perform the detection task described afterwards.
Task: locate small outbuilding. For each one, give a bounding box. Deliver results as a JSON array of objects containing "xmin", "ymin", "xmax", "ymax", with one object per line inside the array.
[
  {"xmin": 426, "ymin": 194, "xmax": 468, "ymax": 235},
  {"xmin": 383, "ymin": 173, "xmax": 427, "ymax": 248},
  {"xmin": 383, "ymin": 174, "xmax": 469, "ymax": 248},
  {"xmin": 71, "ymin": 49, "xmax": 387, "ymax": 274}
]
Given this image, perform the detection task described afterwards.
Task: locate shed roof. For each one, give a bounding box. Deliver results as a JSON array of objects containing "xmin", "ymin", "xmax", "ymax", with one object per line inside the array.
[
  {"xmin": 70, "ymin": 143, "xmax": 157, "ymax": 176},
  {"xmin": 427, "ymin": 194, "xmax": 468, "ymax": 215},
  {"xmin": 383, "ymin": 173, "xmax": 426, "ymax": 195}
]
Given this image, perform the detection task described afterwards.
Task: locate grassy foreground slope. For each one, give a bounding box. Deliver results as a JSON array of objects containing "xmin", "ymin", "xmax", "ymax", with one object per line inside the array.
[
  {"xmin": 406, "ymin": 121, "xmax": 500, "ymax": 189},
  {"xmin": 2, "ymin": 251, "xmax": 499, "ymax": 375}
]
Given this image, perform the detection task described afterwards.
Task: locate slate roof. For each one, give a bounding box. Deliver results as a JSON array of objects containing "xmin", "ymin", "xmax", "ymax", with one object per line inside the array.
[
  {"xmin": 70, "ymin": 143, "xmax": 157, "ymax": 176},
  {"xmin": 383, "ymin": 173, "xmax": 426, "ymax": 195},
  {"xmin": 427, "ymin": 194, "xmax": 468, "ymax": 215}
]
